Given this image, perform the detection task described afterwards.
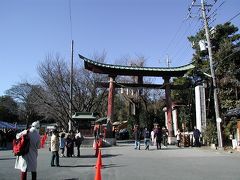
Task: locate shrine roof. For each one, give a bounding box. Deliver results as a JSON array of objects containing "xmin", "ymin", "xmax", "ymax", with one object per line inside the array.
[
  {"xmin": 79, "ymin": 54, "xmax": 194, "ymax": 77},
  {"xmin": 72, "ymin": 112, "xmax": 97, "ymax": 120}
]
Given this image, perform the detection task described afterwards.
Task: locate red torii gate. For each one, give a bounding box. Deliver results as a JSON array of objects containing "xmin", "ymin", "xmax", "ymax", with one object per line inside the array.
[{"xmin": 79, "ymin": 54, "xmax": 194, "ymax": 138}]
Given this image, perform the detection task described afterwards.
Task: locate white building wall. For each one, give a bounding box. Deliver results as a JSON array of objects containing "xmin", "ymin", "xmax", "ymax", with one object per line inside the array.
[
  {"xmin": 195, "ymin": 85, "xmax": 207, "ymax": 132},
  {"xmin": 165, "ymin": 111, "xmax": 168, "ymax": 128},
  {"xmin": 172, "ymin": 109, "xmax": 177, "ymax": 136}
]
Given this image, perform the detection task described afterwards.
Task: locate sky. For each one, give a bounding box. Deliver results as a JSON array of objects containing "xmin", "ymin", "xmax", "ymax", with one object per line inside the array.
[{"xmin": 0, "ymin": 0, "xmax": 240, "ymax": 96}]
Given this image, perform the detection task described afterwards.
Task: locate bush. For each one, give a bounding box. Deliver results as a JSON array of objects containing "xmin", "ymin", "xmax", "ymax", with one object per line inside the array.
[
  {"xmin": 223, "ymin": 117, "xmax": 237, "ymax": 146},
  {"xmin": 202, "ymin": 120, "xmax": 217, "ymax": 146}
]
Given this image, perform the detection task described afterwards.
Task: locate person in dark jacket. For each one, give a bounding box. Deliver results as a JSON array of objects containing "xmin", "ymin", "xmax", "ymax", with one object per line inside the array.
[
  {"xmin": 143, "ymin": 127, "xmax": 150, "ymax": 150},
  {"xmin": 133, "ymin": 126, "xmax": 141, "ymax": 150},
  {"xmin": 193, "ymin": 126, "xmax": 201, "ymax": 147},
  {"xmin": 162, "ymin": 126, "xmax": 168, "ymax": 147},
  {"xmin": 65, "ymin": 134, "xmax": 74, "ymax": 157},
  {"xmin": 154, "ymin": 126, "xmax": 162, "ymax": 150}
]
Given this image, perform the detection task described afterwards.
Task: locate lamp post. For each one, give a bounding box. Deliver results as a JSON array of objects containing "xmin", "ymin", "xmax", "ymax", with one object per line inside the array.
[{"xmin": 68, "ymin": 40, "xmax": 74, "ymax": 132}]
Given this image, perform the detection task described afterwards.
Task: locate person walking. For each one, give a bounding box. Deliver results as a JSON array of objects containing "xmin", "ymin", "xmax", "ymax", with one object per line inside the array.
[
  {"xmin": 75, "ymin": 129, "xmax": 83, "ymax": 157},
  {"xmin": 143, "ymin": 127, "xmax": 150, "ymax": 150},
  {"xmin": 155, "ymin": 126, "xmax": 162, "ymax": 150},
  {"xmin": 70, "ymin": 130, "xmax": 75, "ymax": 156},
  {"xmin": 65, "ymin": 134, "xmax": 74, "ymax": 157},
  {"xmin": 133, "ymin": 125, "xmax": 141, "ymax": 150},
  {"xmin": 93, "ymin": 125, "xmax": 99, "ymax": 140},
  {"xmin": 193, "ymin": 126, "xmax": 201, "ymax": 147},
  {"xmin": 162, "ymin": 126, "xmax": 169, "ymax": 147},
  {"xmin": 50, "ymin": 129, "xmax": 60, "ymax": 167},
  {"xmin": 151, "ymin": 128, "xmax": 156, "ymax": 146},
  {"xmin": 176, "ymin": 129, "xmax": 181, "ymax": 147},
  {"xmin": 59, "ymin": 133, "xmax": 65, "ymax": 157},
  {"xmin": 15, "ymin": 121, "xmax": 41, "ymax": 180}
]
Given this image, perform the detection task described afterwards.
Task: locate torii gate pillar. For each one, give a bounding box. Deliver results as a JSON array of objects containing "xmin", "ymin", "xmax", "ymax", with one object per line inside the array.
[
  {"xmin": 107, "ymin": 76, "xmax": 116, "ymax": 122},
  {"xmin": 164, "ymin": 77, "xmax": 173, "ymax": 138}
]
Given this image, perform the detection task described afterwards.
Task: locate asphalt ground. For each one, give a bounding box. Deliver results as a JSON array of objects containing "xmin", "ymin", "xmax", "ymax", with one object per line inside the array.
[{"xmin": 0, "ymin": 143, "xmax": 240, "ymax": 180}]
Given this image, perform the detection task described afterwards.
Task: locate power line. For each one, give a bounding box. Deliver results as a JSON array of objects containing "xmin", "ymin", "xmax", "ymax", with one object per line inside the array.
[
  {"xmin": 172, "ymin": 11, "xmax": 202, "ymax": 65},
  {"xmin": 166, "ymin": 19, "xmax": 194, "ymax": 61},
  {"xmin": 206, "ymin": 1, "xmax": 225, "ymax": 19},
  {"xmin": 171, "ymin": 0, "xmax": 220, "ymax": 65},
  {"xmin": 227, "ymin": 11, "xmax": 240, "ymax": 23},
  {"xmin": 186, "ymin": 0, "xmax": 197, "ymax": 19},
  {"xmin": 163, "ymin": 1, "xmax": 204, "ymax": 66},
  {"xmin": 221, "ymin": 48, "xmax": 240, "ymax": 61},
  {"xmin": 194, "ymin": 0, "xmax": 225, "ymax": 32},
  {"xmin": 162, "ymin": 20, "xmax": 185, "ymax": 58},
  {"xmin": 174, "ymin": 43, "xmax": 194, "ymax": 64}
]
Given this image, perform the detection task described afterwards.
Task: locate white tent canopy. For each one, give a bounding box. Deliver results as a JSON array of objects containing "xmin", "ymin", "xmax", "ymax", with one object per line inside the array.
[{"xmin": 0, "ymin": 121, "xmax": 17, "ymax": 129}]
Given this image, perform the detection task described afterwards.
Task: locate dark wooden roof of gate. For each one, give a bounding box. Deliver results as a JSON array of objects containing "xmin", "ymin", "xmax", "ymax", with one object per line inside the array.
[{"xmin": 79, "ymin": 54, "xmax": 194, "ymax": 77}]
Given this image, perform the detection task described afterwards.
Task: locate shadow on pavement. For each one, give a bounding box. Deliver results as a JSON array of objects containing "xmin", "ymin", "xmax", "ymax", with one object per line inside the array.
[
  {"xmin": 59, "ymin": 164, "xmax": 95, "ymax": 168},
  {"xmin": 102, "ymin": 154, "xmax": 122, "ymax": 158},
  {"xmin": 70, "ymin": 155, "xmax": 95, "ymax": 158},
  {"xmin": 146, "ymin": 147, "xmax": 192, "ymax": 151},
  {"xmin": 0, "ymin": 157, "xmax": 16, "ymax": 160},
  {"xmin": 102, "ymin": 163, "xmax": 126, "ymax": 169}
]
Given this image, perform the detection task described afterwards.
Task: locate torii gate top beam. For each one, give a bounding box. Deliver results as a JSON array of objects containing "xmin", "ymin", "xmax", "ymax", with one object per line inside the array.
[{"xmin": 79, "ymin": 54, "xmax": 194, "ymax": 77}]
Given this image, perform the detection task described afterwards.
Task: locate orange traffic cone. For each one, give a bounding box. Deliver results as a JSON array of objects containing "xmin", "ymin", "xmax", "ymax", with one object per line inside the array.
[
  {"xmin": 95, "ymin": 149, "xmax": 103, "ymax": 168},
  {"xmin": 94, "ymin": 162, "xmax": 102, "ymax": 180}
]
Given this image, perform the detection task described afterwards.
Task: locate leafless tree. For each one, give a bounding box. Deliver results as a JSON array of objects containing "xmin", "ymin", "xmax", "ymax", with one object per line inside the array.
[
  {"xmin": 6, "ymin": 83, "xmax": 41, "ymax": 126},
  {"xmin": 34, "ymin": 53, "xmax": 108, "ymax": 130}
]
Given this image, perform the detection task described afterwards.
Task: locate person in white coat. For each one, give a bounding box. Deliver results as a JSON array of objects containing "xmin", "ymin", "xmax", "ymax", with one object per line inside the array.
[
  {"xmin": 151, "ymin": 128, "xmax": 156, "ymax": 146},
  {"xmin": 50, "ymin": 129, "xmax": 60, "ymax": 167},
  {"xmin": 75, "ymin": 129, "xmax": 83, "ymax": 157},
  {"xmin": 15, "ymin": 121, "xmax": 41, "ymax": 180}
]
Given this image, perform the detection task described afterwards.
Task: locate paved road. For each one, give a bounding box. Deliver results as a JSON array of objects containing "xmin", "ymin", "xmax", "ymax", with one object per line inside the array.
[{"xmin": 0, "ymin": 144, "xmax": 239, "ymax": 180}]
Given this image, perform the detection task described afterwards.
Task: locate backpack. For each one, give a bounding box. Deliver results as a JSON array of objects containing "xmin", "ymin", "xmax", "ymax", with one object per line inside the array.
[{"xmin": 13, "ymin": 130, "xmax": 30, "ymax": 156}]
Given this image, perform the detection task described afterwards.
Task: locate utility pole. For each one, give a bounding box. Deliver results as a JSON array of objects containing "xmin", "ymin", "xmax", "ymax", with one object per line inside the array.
[
  {"xmin": 201, "ymin": 0, "xmax": 223, "ymax": 148},
  {"xmin": 68, "ymin": 40, "xmax": 74, "ymax": 132}
]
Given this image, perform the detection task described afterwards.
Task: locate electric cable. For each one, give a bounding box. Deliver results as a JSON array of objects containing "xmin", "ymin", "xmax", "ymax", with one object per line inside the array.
[
  {"xmin": 227, "ymin": 11, "xmax": 240, "ymax": 23},
  {"xmin": 172, "ymin": 10, "xmax": 202, "ymax": 65}
]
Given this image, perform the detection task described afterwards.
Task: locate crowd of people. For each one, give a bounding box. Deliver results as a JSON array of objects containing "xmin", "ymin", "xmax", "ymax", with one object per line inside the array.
[
  {"xmin": 49, "ymin": 128, "xmax": 84, "ymax": 167},
  {"xmin": 133, "ymin": 124, "xmax": 202, "ymax": 150},
  {"xmin": 0, "ymin": 128, "xmax": 18, "ymax": 149},
  {"xmin": 12, "ymin": 120, "xmax": 201, "ymax": 180},
  {"xmin": 13, "ymin": 122, "xmax": 85, "ymax": 180},
  {"xmin": 133, "ymin": 125, "xmax": 169, "ymax": 150}
]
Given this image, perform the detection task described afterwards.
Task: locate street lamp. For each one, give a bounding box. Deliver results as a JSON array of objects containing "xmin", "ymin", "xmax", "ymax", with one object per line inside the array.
[{"xmin": 69, "ymin": 40, "xmax": 74, "ymax": 132}]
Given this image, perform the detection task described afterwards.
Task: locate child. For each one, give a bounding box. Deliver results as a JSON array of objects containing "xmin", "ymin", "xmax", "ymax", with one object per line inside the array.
[{"xmin": 176, "ymin": 129, "xmax": 181, "ymax": 147}]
